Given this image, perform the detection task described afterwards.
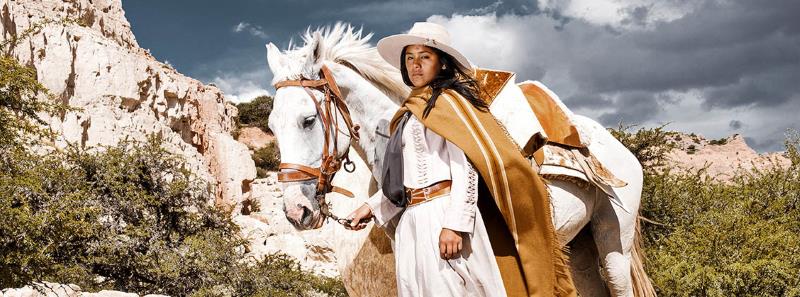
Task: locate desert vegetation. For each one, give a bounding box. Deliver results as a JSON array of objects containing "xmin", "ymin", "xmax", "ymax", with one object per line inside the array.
[
  {"xmin": 1, "ymin": 51, "xmax": 345, "ymax": 296},
  {"xmin": 612, "ymin": 125, "xmax": 800, "ymax": 297}
]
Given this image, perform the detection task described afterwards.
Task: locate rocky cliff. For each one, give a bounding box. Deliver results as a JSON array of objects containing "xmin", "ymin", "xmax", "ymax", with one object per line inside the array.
[
  {"xmin": 665, "ymin": 132, "xmax": 791, "ymax": 181},
  {"xmin": 1, "ymin": 2, "xmax": 362, "ymax": 295},
  {"xmin": 0, "ymin": 0, "xmax": 255, "ymax": 209}
]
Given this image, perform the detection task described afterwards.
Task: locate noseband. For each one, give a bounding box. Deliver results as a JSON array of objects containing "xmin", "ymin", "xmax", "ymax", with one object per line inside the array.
[{"xmin": 273, "ymin": 65, "xmax": 364, "ymax": 226}]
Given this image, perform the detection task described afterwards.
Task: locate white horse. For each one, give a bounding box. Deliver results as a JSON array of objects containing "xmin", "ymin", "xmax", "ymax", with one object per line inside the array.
[{"xmin": 266, "ymin": 23, "xmax": 655, "ymax": 297}]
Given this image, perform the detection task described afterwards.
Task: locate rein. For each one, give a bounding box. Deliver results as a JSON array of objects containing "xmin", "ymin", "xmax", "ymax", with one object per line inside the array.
[{"xmin": 273, "ymin": 65, "xmax": 365, "ymax": 226}]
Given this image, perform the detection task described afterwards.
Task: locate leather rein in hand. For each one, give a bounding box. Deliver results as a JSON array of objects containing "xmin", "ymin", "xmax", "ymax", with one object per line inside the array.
[{"xmin": 273, "ymin": 65, "xmax": 365, "ymax": 226}]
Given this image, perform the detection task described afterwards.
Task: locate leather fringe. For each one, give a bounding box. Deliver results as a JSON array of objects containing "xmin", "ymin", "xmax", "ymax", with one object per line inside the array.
[{"xmin": 546, "ymin": 187, "xmax": 579, "ymax": 297}]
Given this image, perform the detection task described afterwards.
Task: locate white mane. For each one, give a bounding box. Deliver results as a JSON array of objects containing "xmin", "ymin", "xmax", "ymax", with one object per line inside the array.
[{"xmin": 273, "ymin": 22, "xmax": 409, "ymax": 102}]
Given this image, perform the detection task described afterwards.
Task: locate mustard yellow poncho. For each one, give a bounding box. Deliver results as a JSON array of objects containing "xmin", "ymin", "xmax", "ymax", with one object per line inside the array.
[{"xmin": 389, "ymin": 86, "xmax": 577, "ymax": 297}]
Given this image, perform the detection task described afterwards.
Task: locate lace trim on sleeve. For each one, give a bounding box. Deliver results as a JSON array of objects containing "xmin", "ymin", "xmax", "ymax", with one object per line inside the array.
[
  {"xmin": 465, "ymin": 161, "xmax": 478, "ymax": 204},
  {"xmin": 410, "ymin": 119, "xmax": 429, "ymax": 185}
]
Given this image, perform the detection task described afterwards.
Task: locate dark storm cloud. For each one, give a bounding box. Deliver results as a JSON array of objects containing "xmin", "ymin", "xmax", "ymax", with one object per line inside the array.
[
  {"xmin": 567, "ymin": 0, "xmax": 800, "ymax": 96},
  {"xmin": 122, "ymin": 0, "xmax": 799, "ymax": 151},
  {"xmin": 635, "ymin": 1, "xmax": 800, "ymax": 52},
  {"xmin": 513, "ymin": 0, "xmax": 800, "ymax": 152},
  {"xmin": 744, "ymin": 131, "xmax": 798, "ymax": 152},
  {"xmin": 562, "ymin": 93, "xmax": 613, "ymax": 110},
  {"xmin": 729, "ymin": 120, "xmax": 743, "ymax": 130},
  {"xmin": 122, "ymin": 0, "xmax": 533, "ymax": 84},
  {"xmin": 572, "ymin": 35, "xmax": 800, "ymax": 95},
  {"xmin": 620, "ymin": 5, "xmax": 650, "ymax": 27},
  {"xmin": 564, "ymin": 0, "xmax": 800, "ymax": 105},
  {"xmin": 703, "ymin": 65, "xmax": 800, "ymax": 109},
  {"xmin": 596, "ymin": 91, "xmax": 664, "ymax": 126}
]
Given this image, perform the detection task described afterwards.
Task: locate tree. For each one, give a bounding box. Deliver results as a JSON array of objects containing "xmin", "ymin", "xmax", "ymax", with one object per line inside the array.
[{"xmin": 236, "ymin": 95, "xmax": 274, "ymax": 133}]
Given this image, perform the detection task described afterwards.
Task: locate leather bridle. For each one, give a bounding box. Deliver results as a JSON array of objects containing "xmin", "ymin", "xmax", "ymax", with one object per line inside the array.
[{"xmin": 273, "ymin": 65, "xmax": 363, "ymax": 226}]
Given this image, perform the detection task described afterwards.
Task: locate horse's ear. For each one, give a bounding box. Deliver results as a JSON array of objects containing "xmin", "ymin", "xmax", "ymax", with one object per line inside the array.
[
  {"xmin": 266, "ymin": 42, "xmax": 285, "ymax": 73},
  {"xmin": 302, "ymin": 32, "xmax": 322, "ymax": 69},
  {"xmin": 311, "ymin": 31, "xmax": 322, "ymax": 63}
]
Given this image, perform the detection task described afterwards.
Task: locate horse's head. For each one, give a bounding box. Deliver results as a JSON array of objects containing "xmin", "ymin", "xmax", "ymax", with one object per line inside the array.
[
  {"xmin": 266, "ymin": 30, "xmax": 357, "ymax": 230},
  {"xmin": 267, "ymin": 24, "xmax": 409, "ymax": 230}
]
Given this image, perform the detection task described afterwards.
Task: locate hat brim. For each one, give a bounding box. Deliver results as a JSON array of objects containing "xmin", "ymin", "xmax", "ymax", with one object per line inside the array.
[{"xmin": 377, "ymin": 34, "xmax": 473, "ymax": 72}]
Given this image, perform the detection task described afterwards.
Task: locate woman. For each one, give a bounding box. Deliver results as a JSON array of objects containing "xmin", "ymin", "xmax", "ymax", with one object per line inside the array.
[{"xmin": 348, "ymin": 22, "xmax": 576, "ymax": 297}]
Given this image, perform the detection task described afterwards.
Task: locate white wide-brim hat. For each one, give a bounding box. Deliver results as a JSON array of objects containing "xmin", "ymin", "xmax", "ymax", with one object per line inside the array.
[{"xmin": 377, "ymin": 22, "xmax": 472, "ymax": 72}]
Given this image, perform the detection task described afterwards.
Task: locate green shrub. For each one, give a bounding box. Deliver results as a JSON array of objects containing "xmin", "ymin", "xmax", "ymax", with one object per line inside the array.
[
  {"xmin": 708, "ymin": 137, "xmax": 729, "ymax": 145},
  {"xmin": 612, "ymin": 125, "xmax": 800, "ymax": 297},
  {"xmin": 608, "ymin": 123, "xmax": 675, "ymax": 166},
  {"xmin": 0, "ymin": 135, "xmax": 346, "ymax": 296},
  {"xmin": 640, "ymin": 159, "xmax": 800, "ymax": 296},
  {"xmin": 1, "ymin": 47, "xmax": 345, "ymax": 296},
  {"xmin": 0, "ymin": 56, "xmax": 67, "ymax": 150},
  {"xmin": 253, "ymin": 142, "xmax": 281, "ymax": 178},
  {"xmin": 236, "ymin": 95, "xmax": 274, "ymax": 133}
]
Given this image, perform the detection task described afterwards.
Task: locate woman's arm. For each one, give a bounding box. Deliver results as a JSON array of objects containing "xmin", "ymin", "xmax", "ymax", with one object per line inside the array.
[
  {"xmin": 442, "ymin": 139, "xmax": 479, "ymax": 234},
  {"xmin": 439, "ymin": 139, "xmax": 479, "ymax": 260},
  {"xmin": 365, "ymin": 191, "xmax": 403, "ymax": 226},
  {"xmin": 347, "ymin": 191, "xmax": 403, "ymax": 231}
]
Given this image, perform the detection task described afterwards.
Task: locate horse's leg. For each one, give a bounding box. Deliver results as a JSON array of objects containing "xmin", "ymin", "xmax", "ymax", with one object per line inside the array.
[
  {"xmin": 590, "ymin": 188, "xmax": 637, "ymax": 297},
  {"xmin": 566, "ymin": 115, "xmax": 646, "ymax": 297},
  {"xmin": 568, "ymin": 226, "xmax": 611, "ymax": 297},
  {"xmin": 547, "ymin": 179, "xmax": 596, "ymax": 245},
  {"xmin": 548, "ymin": 178, "xmax": 617, "ymax": 296}
]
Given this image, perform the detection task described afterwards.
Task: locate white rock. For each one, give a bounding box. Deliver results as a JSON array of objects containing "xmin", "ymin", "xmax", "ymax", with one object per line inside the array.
[
  {"xmin": 0, "ymin": 1, "xmax": 397, "ymax": 296},
  {"xmin": 80, "ymin": 291, "xmax": 137, "ymax": 297},
  {"xmin": 0, "ymin": 0, "xmax": 255, "ymax": 208},
  {"xmin": 0, "ymin": 282, "xmax": 79, "ymax": 297}
]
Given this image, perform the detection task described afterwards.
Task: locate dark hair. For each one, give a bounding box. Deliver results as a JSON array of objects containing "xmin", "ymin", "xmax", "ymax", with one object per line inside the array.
[{"xmin": 400, "ymin": 46, "xmax": 488, "ymax": 118}]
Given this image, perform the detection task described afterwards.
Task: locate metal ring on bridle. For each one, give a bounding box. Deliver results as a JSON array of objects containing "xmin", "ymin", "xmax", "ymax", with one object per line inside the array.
[{"xmin": 343, "ymin": 160, "xmax": 356, "ymax": 173}]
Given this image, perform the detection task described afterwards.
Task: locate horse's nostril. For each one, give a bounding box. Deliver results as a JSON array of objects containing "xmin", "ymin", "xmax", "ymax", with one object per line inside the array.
[{"xmin": 300, "ymin": 206, "xmax": 313, "ymax": 226}]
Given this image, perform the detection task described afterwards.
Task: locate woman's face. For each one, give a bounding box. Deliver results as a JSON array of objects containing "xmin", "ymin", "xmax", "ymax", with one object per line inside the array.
[{"xmin": 404, "ymin": 45, "xmax": 442, "ymax": 88}]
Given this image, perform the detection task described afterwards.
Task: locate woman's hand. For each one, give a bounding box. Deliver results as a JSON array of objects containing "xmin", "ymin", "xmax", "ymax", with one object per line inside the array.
[
  {"xmin": 439, "ymin": 228, "xmax": 463, "ymax": 260},
  {"xmin": 345, "ymin": 203, "xmax": 374, "ymax": 231}
]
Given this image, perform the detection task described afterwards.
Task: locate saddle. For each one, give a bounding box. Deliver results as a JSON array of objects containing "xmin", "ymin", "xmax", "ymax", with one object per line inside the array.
[{"xmin": 473, "ymin": 68, "xmax": 627, "ymax": 207}]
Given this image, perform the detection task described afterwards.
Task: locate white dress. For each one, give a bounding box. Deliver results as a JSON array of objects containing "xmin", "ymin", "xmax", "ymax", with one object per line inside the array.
[{"xmin": 366, "ymin": 114, "xmax": 507, "ymax": 297}]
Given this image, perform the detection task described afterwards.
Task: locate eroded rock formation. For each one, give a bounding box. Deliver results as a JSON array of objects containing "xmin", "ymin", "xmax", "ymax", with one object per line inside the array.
[
  {"xmin": 0, "ymin": 0, "xmax": 255, "ymax": 209},
  {"xmin": 665, "ymin": 133, "xmax": 791, "ymax": 181}
]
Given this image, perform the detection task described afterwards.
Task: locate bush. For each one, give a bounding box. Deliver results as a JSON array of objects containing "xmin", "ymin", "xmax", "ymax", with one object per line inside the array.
[
  {"xmin": 640, "ymin": 158, "xmax": 800, "ymax": 296},
  {"xmin": 236, "ymin": 95, "xmax": 274, "ymax": 133},
  {"xmin": 253, "ymin": 142, "xmax": 281, "ymax": 178},
  {"xmin": 612, "ymin": 125, "xmax": 800, "ymax": 297},
  {"xmin": 0, "ymin": 56, "xmax": 67, "ymax": 150},
  {"xmin": 608, "ymin": 123, "xmax": 675, "ymax": 166},
  {"xmin": 687, "ymin": 144, "xmax": 697, "ymax": 154},
  {"xmin": 709, "ymin": 138, "xmax": 728, "ymax": 145},
  {"xmin": 1, "ymin": 46, "xmax": 345, "ymax": 296},
  {"xmin": 0, "ymin": 135, "xmax": 346, "ymax": 296}
]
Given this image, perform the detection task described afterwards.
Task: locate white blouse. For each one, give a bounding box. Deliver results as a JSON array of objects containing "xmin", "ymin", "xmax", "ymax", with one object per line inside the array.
[{"xmin": 367, "ymin": 114, "xmax": 479, "ymax": 233}]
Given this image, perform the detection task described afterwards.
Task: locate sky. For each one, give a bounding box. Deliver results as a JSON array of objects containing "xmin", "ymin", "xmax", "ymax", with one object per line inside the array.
[{"xmin": 122, "ymin": 0, "xmax": 800, "ymax": 152}]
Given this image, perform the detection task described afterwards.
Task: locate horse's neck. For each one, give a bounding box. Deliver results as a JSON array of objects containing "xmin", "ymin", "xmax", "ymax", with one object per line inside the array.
[{"xmin": 328, "ymin": 63, "xmax": 399, "ymax": 171}]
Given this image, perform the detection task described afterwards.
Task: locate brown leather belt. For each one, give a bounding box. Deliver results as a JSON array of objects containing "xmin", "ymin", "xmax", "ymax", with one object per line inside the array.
[{"xmin": 406, "ymin": 180, "xmax": 452, "ymax": 206}]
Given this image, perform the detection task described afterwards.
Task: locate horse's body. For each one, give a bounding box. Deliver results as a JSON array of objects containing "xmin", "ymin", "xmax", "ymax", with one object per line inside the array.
[{"xmin": 266, "ymin": 24, "xmax": 654, "ymax": 297}]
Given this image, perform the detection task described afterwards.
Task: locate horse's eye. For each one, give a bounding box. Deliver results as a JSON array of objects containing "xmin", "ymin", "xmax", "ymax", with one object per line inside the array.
[{"xmin": 302, "ymin": 116, "xmax": 316, "ymax": 129}]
